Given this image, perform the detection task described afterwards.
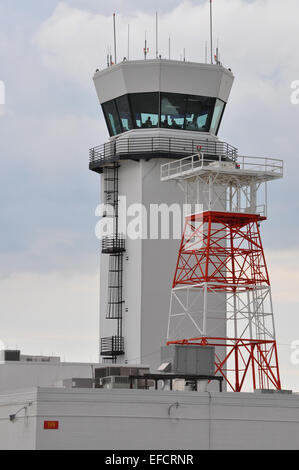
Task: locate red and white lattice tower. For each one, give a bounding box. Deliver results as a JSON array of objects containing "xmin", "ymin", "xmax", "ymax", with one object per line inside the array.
[{"xmin": 160, "ymin": 151, "xmax": 284, "ymax": 392}]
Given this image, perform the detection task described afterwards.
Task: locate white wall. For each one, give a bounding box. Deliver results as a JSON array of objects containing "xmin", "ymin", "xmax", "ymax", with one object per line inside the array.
[
  {"xmin": 94, "ymin": 60, "xmax": 234, "ymax": 104},
  {"xmin": 99, "ymin": 160, "xmax": 143, "ymax": 364},
  {"xmin": 0, "ymin": 390, "xmax": 37, "ymax": 450},
  {"xmin": 99, "ymin": 158, "xmax": 186, "ymax": 368},
  {"xmin": 1, "ymin": 388, "xmax": 299, "ymax": 450}
]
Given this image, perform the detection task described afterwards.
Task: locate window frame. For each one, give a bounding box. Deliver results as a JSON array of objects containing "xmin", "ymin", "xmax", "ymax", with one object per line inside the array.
[
  {"xmin": 115, "ymin": 94, "xmax": 134, "ymax": 133},
  {"xmin": 101, "ymin": 93, "xmax": 225, "ymax": 136},
  {"xmin": 160, "ymin": 92, "xmax": 189, "ymax": 130},
  {"xmin": 185, "ymin": 94, "xmax": 216, "ymax": 133},
  {"xmin": 129, "ymin": 92, "xmax": 160, "ymax": 129},
  {"xmin": 102, "ymin": 99, "xmax": 122, "ymax": 136},
  {"xmin": 213, "ymin": 99, "xmax": 226, "ymax": 136}
]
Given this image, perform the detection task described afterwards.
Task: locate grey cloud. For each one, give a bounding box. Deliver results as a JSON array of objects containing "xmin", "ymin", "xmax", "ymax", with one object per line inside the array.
[{"xmin": 1, "ymin": 0, "xmax": 299, "ymax": 369}]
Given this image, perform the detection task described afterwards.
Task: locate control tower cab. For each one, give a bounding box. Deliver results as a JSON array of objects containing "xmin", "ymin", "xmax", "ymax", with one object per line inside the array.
[{"xmin": 91, "ymin": 60, "xmax": 234, "ymax": 171}]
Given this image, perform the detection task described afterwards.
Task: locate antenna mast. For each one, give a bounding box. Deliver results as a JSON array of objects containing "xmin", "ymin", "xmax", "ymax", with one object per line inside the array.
[
  {"xmin": 156, "ymin": 12, "xmax": 159, "ymax": 58},
  {"xmin": 113, "ymin": 13, "xmax": 117, "ymax": 65},
  {"xmin": 215, "ymin": 38, "xmax": 220, "ymax": 65},
  {"xmin": 128, "ymin": 24, "xmax": 130, "ymax": 60},
  {"xmin": 210, "ymin": 0, "xmax": 213, "ymax": 64},
  {"xmin": 109, "ymin": 46, "xmax": 113, "ymax": 67},
  {"xmin": 144, "ymin": 32, "xmax": 149, "ymax": 60}
]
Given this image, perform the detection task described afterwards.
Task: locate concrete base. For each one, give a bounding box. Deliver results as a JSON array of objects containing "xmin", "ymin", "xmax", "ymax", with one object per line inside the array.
[{"xmin": 1, "ymin": 387, "xmax": 299, "ymax": 450}]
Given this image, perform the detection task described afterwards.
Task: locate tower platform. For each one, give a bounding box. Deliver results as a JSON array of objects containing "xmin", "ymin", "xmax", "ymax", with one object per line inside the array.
[
  {"xmin": 89, "ymin": 133, "xmax": 237, "ymax": 173},
  {"xmin": 161, "ymin": 152, "xmax": 283, "ymax": 184}
]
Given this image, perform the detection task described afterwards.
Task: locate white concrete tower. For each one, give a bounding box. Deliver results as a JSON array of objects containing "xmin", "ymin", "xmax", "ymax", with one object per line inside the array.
[{"xmin": 90, "ymin": 59, "xmax": 234, "ymax": 368}]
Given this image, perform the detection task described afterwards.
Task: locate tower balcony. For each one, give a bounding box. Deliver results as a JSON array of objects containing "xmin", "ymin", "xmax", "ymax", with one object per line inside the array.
[{"xmin": 89, "ymin": 135, "xmax": 238, "ymax": 173}]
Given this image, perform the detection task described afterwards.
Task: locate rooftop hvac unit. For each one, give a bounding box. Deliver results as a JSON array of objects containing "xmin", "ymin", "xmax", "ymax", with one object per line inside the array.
[
  {"xmin": 100, "ymin": 376, "xmax": 131, "ymax": 390},
  {"xmin": 161, "ymin": 345, "xmax": 215, "ymax": 376},
  {"xmin": 62, "ymin": 378, "xmax": 94, "ymax": 389}
]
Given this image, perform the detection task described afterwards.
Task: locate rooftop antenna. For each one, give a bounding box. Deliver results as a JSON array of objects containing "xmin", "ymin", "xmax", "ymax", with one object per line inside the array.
[
  {"xmin": 110, "ymin": 46, "xmax": 113, "ymax": 66},
  {"xmin": 113, "ymin": 13, "xmax": 117, "ymax": 65},
  {"xmin": 106, "ymin": 45, "xmax": 109, "ymax": 68},
  {"xmin": 128, "ymin": 24, "xmax": 130, "ymax": 60},
  {"xmin": 209, "ymin": 0, "xmax": 213, "ymax": 64},
  {"xmin": 144, "ymin": 31, "xmax": 149, "ymax": 60},
  {"xmin": 156, "ymin": 11, "xmax": 159, "ymax": 59},
  {"xmin": 169, "ymin": 37, "xmax": 171, "ymax": 60},
  {"xmin": 183, "ymin": 48, "xmax": 186, "ymax": 62},
  {"xmin": 205, "ymin": 40, "xmax": 208, "ymax": 64},
  {"xmin": 215, "ymin": 38, "xmax": 220, "ymax": 65}
]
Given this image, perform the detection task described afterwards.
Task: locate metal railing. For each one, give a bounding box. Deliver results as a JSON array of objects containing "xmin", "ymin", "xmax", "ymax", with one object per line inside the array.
[
  {"xmin": 102, "ymin": 235, "xmax": 126, "ymax": 254},
  {"xmin": 89, "ymin": 136, "xmax": 238, "ymax": 166},
  {"xmin": 236, "ymin": 155, "xmax": 283, "ymax": 174},
  {"xmin": 100, "ymin": 336, "xmax": 125, "ymax": 357},
  {"xmin": 161, "ymin": 153, "xmax": 283, "ymax": 181}
]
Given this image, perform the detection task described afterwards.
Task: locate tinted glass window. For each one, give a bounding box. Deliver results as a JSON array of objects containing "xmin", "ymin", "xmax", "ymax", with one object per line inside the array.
[
  {"xmin": 160, "ymin": 93, "xmax": 187, "ymax": 130},
  {"xmin": 102, "ymin": 93, "xmax": 223, "ymax": 136},
  {"xmin": 116, "ymin": 95, "xmax": 133, "ymax": 132},
  {"xmin": 210, "ymin": 99, "xmax": 225, "ymax": 135},
  {"xmin": 185, "ymin": 95, "xmax": 215, "ymax": 132},
  {"xmin": 130, "ymin": 92, "xmax": 159, "ymax": 128},
  {"xmin": 102, "ymin": 100, "xmax": 122, "ymax": 136}
]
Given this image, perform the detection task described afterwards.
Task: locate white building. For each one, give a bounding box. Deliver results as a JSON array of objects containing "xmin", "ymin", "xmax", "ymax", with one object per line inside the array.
[
  {"xmin": 0, "ymin": 350, "xmax": 98, "ymax": 391},
  {"xmin": 0, "ymin": 387, "xmax": 298, "ymax": 450}
]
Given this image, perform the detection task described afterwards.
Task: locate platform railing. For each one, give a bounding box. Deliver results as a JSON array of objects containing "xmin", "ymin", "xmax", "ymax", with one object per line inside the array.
[
  {"xmin": 236, "ymin": 155, "xmax": 283, "ymax": 174},
  {"xmin": 102, "ymin": 234, "xmax": 126, "ymax": 254},
  {"xmin": 160, "ymin": 153, "xmax": 283, "ymax": 181},
  {"xmin": 100, "ymin": 336, "xmax": 125, "ymax": 357},
  {"xmin": 89, "ymin": 136, "xmax": 238, "ymax": 165}
]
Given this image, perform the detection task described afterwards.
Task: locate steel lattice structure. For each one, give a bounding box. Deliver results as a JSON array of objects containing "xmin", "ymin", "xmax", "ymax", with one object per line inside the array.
[
  {"xmin": 173, "ymin": 211, "xmax": 269, "ymax": 291},
  {"xmin": 162, "ymin": 153, "xmax": 283, "ymax": 392},
  {"xmin": 167, "ymin": 337, "xmax": 281, "ymax": 392},
  {"xmin": 167, "ymin": 211, "xmax": 280, "ymax": 391}
]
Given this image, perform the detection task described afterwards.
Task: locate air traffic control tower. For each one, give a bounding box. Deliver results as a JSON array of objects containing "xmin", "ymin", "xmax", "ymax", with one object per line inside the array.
[{"xmin": 90, "ymin": 59, "xmax": 234, "ymax": 367}]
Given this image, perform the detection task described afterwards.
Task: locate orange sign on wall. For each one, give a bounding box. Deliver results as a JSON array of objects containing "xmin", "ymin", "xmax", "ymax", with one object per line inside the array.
[{"xmin": 44, "ymin": 421, "xmax": 59, "ymax": 430}]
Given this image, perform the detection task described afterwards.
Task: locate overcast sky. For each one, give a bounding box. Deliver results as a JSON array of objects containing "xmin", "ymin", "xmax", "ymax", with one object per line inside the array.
[{"xmin": 0, "ymin": 0, "xmax": 299, "ymax": 389}]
